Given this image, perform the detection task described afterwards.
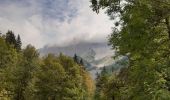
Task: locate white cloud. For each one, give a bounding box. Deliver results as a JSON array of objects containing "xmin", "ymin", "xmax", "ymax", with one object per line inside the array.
[{"xmin": 0, "ymin": 0, "xmax": 113, "ymax": 48}]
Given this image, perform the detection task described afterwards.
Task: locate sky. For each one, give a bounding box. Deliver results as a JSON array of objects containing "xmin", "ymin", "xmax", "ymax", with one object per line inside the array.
[{"xmin": 0, "ymin": 0, "xmax": 113, "ymax": 48}]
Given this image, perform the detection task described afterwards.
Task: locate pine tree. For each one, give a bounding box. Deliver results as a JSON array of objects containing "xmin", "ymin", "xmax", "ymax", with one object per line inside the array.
[
  {"xmin": 95, "ymin": 72, "xmax": 100, "ymax": 80},
  {"xmin": 101, "ymin": 66, "xmax": 107, "ymax": 75},
  {"xmin": 73, "ymin": 53, "xmax": 78, "ymax": 64},
  {"xmin": 5, "ymin": 30, "xmax": 16, "ymax": 46},
  {"xmin": 16, "ymin": 34, "xmax": 22, "ymax": 52},
  {"xmin": 0, "ymin": 31, "xmax": 2, "ymax": 37},
  {"xmin": 80, "ymin": 59, "xmax": 84, "ymax": 66}
]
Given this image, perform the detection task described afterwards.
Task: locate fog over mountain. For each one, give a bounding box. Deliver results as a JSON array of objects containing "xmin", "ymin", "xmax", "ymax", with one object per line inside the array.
[
  {"xmin": 38, "ymin": 41, "xmax": 128, "ymax": 79},
  {"xmin": 39, "ymin": 41, "xmax": 114, "ymax": 60}
]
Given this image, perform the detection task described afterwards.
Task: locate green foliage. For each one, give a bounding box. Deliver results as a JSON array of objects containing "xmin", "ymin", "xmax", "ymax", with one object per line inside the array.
[
  {"xmin": 16, "ymin": 35, "xmax": 22, "ymax": 52},
  {"xmin": 34, "ymin": 54, "xmax": 66, "ymax": 99},
  {"xmin": 5, "ymin": 30, "xmax": 16, "ymax": 47},
  {"xmin": 0, "ymin": 36, "xmax": 18, "ymax": 99},
  {"xmin": 5, "ymin": 30, "xmax": 22, "ymax": 52},
  {"xmin": 0, "ymin": 37, "xmax": 17, "ymax": 68},
  {"xmin": 0, "ymin": 32, "xmax": 94, "ymax": 100},
  {"xmin": 34, "ymin": 54, "xmax": 94, "ymax": 100},
  {"xmin": 91, "ymin": 0, "xmax": 170, "ymax": 99},
  {"xmin": 94, "ymin": 67, "xmax": 110, "ymax": 100}
]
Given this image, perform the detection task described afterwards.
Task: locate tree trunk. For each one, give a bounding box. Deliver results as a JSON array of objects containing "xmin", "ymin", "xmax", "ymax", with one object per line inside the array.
[{"xmin": 165, "ymin": 17, "xmax": 170, "ymax": 39}]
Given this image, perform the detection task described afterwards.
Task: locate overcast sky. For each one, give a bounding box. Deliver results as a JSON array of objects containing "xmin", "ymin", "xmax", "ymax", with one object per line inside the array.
[{"xmin": 0, "ymin": 0, "xmax": 113, "ymax": 48}]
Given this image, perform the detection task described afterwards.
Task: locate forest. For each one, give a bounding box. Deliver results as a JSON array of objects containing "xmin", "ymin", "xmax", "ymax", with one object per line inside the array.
[
  {"xmin": 0, "ymin": 31, "xmax": 94, "ymax": 99},
  {"xmin": 0, "ymin": 0, "xmax": 170, "ymax": 100}
]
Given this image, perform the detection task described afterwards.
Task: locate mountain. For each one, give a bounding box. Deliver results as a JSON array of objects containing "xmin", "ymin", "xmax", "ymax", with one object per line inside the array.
[
  {"xmin": 39, "ymin": 42, "xmax": 113, "ymax": 58},
  {"xmin": 80, "ymin": 48, "xmax": 96, "ymax": 63},
  {"xmin": 88, "ymin": 56, "xmax": 128, "ymax": 79},
  {"xmin": 39, "ymin": 42, "xmax": 127, "ymax": 79},
  {"xmin": 91, "ymin": 56, "xmax": 114, "ymax": 68}
]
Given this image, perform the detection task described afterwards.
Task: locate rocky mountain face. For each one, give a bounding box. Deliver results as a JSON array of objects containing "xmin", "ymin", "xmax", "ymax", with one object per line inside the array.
[
  {"xmin": 39, "ymin": 42, "xmax": 127, "ymax": 79},
  {"xmin": 80, "ymin": 54, "xmax": 128, "ymax": 79}
]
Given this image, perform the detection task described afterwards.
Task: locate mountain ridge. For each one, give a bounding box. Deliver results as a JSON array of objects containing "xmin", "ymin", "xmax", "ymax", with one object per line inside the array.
[{"xmin": 38, "ymin": 42, "xmax": 127, "ymax": 79}]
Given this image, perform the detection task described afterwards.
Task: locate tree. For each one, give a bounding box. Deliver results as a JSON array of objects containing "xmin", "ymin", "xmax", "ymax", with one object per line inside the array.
[
  {"xmin": 0, "ymin": 36, "xmax": 18, "ymax": 99},
  {"xmin": 34, "ymin": 54, "xmax": 94, "ymax": 100},
  {"xmin": 80, "ymin": 59, "xmax": 84, "ymax": 66},
  {"xmin": 80, "ymin": 67, "xmax": 95, "ymax": 100},
  {"xmin": 0, "ymin": 31, "xmax": 2, "ymax": 36},
  {"xmin": 91, "ymin": 0, "xmax": 170, "ymax": 99},
  {"xmin": 23, "ymin": 44, "xmax": 39, "ymax": 60},
  {"xmin": 16, "ymin": 34, "xmax": 22, "ymax": 52},
  {"xmin": 94, "ymin": 66, "xmax": 110, "ymax": 100},
  {"xmin": 5, "ymin": 30, "xmax": 16, "ymax": 47},
  {"xmin": 0, "ymin": 31, "xmax": 95, "ymax": 99},
  {"xmin": 34, "ymin": 54, "xmax": 66, "ymax": 100},
  {"xmin": 5, "ymin": 30, "xmax": 22, "ymax": 52},
  {"xmin": 73, "ymin": 53, "xmax": 79, "ymax": 64},
  {"xmin": 10, "ymin": 45, "xmax": 40, "ymax": 100}
]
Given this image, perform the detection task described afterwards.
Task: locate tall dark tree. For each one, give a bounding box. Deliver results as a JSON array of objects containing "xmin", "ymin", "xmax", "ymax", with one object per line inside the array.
[
  {"xmin": 0, "ymin": 31, "xmax": 2, "ymax": 37},
  {"xmin": 5, "ymin": 30, "xmax": 16, "ymax": 46},
  {"xmin": 80, "ymin": 59, "xmax": 84, "ymax": 66},
  {"xmin": 73, "ymin": 53, "xmax": 79, "ymax": 64},
  {"xmin": 16, "ymin": 34, "xmax": 22, "ymax": 52}
]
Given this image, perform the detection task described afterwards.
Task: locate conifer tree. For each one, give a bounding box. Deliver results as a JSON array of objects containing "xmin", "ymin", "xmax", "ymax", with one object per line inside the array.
[
  {"xmin": 5, "ymin": 30, "xmax": 16, "ymax": 46},
  {"xmin": 74, "ymin": 53, "xmax": 78, "ymax": 64},
  {"xmin": 16, "ymin": 34, "xmax": 22, "ymax": 52},
  {"xmin": 80, "ymin": 59, "xmax": 84, "ymax": 66},
  {"xmin": 0, "ymin": 31, "xmax": 2, "ymax": 37}
]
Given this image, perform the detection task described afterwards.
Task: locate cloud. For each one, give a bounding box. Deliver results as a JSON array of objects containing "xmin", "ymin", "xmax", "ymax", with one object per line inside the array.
[{"xmin": 0, "ymin": 0, "xmax": 113, "ymax": 48}]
